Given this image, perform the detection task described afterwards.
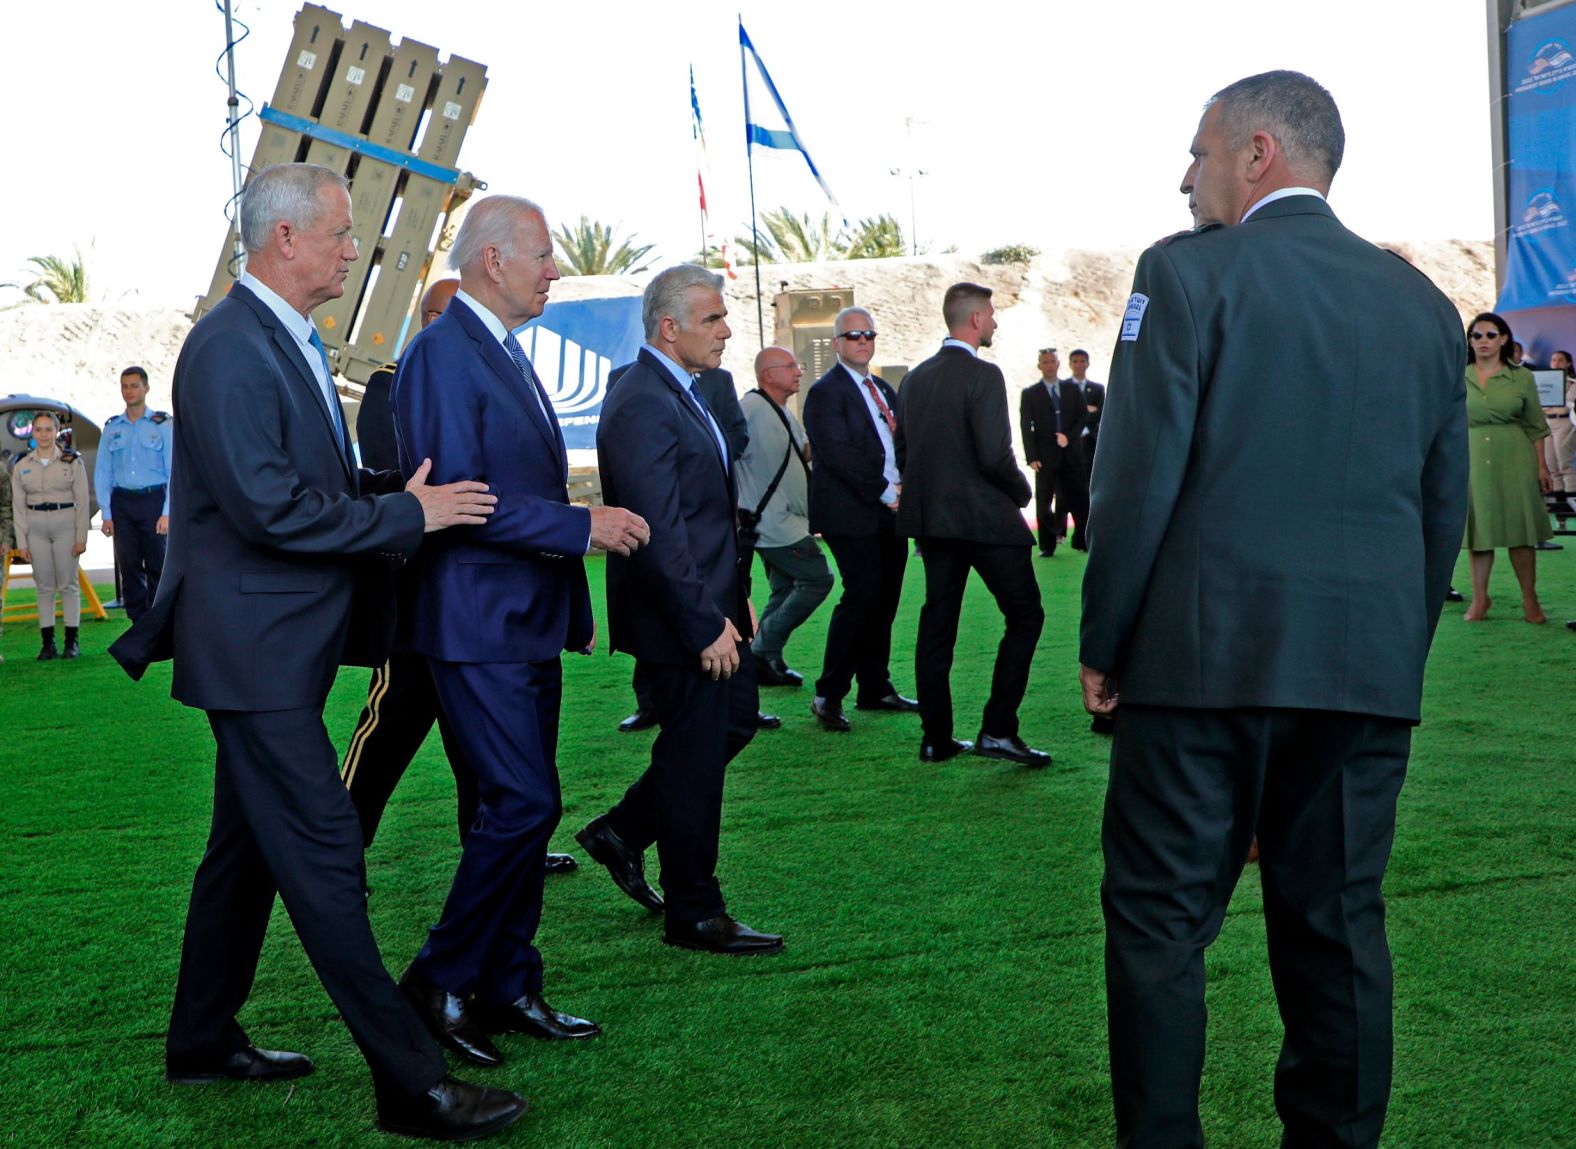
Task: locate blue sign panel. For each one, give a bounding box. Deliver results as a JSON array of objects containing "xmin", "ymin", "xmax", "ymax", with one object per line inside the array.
[
  {"xmin": 1498, "ymin": 5, "xmax": 1576, "ymax": 354},
  {"xmin": 516, "ymin": 296, "xmax": 644, "ymax": 450}
]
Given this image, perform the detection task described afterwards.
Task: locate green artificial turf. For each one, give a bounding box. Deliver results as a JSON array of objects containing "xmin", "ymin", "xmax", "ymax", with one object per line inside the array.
[{"xmin": 1, "ymin": 552, "xmax": 1572, "ymax": 1147}]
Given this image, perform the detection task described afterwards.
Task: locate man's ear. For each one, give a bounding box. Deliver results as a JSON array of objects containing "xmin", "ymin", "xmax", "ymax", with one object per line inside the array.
[{"xmin": 1245, "ymin": 129, "xmax": 1279, "ymax": 180}]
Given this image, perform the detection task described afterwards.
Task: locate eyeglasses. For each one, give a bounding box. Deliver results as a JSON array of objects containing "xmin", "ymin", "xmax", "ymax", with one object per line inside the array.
[
  {"xmin": 837, "ymin": 330, "xmax": 877, "ymax": 342},
  {"xmin": 1468, "ymin": 331, "xmax": 1503, "ymax": 340}
]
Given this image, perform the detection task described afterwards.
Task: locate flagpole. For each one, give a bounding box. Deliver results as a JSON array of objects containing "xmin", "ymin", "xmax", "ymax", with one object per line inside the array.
[
  {"xmin": 691, "ymin": 66, "xmax": 705, "ymax": 265},
  {"xmin": 740, "ymin": 16, "xmax": 765, "ymax": 350}
]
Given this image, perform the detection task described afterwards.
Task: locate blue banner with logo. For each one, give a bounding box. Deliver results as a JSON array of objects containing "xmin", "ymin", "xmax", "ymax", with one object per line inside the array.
[
  {"xmin": 515, "ymin": 296, "xmax": 643, "ymax": 450},
  {"xmin": 1499, "ymin": 5, "xmax": 1576, "ymax": 359}
]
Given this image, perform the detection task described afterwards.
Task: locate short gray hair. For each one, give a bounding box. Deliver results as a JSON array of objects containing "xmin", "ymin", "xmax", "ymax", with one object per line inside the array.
[
  {"xmin": 642, "ymin": 264, "xmax": 724, "ymax": 341},
  {"xmin": 449, "ymin": 195, "xmax": 544, "ymax": 273},
  {"xmin": 833, "ymin": 306, "xmax": 873, "ymax": 336},
  {"xmin": 238, "ymin": 164, "xmax": 348, "ymax": 254},
  {"xmin": 1207, "ymin": 70, "xmax": 1344, "ymax": 182}
]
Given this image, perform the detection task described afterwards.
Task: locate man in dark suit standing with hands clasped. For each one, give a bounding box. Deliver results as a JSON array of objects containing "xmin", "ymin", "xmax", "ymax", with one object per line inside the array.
[
  {"xmin": 1019, "ymin": 346, "xmax": 1089, "ymax": 555},
  {"xmin": 109, "ymin": 163, "xmax": 526, "ymax": 1141},
  {"xmin": 896, "ymin": 283, "xmax": 1050, "ymax": 768},
  {"xmin": 392, "ymin": 196, "xmax": 649, "ymax": 1066},
  {"xmin": 1079, "ymin": 72, "xmax": 1468, "ymax": 1148},
  {"xmin": 577, "ymin": 264, "xmax": 783, "ymax": 956},
  {"xmin": 800, "ymin": 306, "xmax": 920, "ymax": 733}
]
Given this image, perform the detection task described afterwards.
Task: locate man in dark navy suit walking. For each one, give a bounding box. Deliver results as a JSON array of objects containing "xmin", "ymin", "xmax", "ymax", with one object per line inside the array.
[
  {"xmin": 577, "ymin": 264, "xmax": 783, "ymax": 956},
  {"xmin": 109, "ymin": 162, "xmax": 523, "ymax": 1140},
  {"xmin": 392, "ymin": 196, "xmax": 649, "ymax": 1064}
]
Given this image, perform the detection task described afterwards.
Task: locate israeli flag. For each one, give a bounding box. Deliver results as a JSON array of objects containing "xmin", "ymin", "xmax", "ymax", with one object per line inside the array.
[{"xmin": 739, "ymin": 20, "xmax": 841, "ymax": 213}]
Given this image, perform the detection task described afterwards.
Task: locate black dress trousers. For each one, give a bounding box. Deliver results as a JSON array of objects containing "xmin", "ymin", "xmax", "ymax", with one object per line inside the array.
[
  {"xmin": 169, "ymin": 707, "xmax": 445, "ymax": 1098},
  {"xmin": 1102, "ymin": 704, "xmax": 1410, "ymax": 1149}
]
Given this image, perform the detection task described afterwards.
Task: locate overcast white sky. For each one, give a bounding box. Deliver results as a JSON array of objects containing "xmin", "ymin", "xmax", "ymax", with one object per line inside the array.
[{"xmin": 0, "ymin": 0, "xmax": 1496, "ymax": 308}]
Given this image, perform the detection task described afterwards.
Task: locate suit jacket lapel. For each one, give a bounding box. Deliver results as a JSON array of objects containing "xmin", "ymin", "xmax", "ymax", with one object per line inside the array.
[
  {"xmin": 639, "ymin": 348, "xmax": 729, "ymax": 480},
  {"xmin": 235, "ymin": 286, "xmax": 353, "ymax": 482},
  {"xmin": 455, "ymin": 305, "xmax": 564, "ymax": 466}
]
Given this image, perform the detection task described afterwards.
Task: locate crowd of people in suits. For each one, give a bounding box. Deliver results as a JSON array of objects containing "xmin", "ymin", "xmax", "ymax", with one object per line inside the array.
[{"xmin": 95, "ymin": 66, "xmax": 1494, "ymax": 1149}]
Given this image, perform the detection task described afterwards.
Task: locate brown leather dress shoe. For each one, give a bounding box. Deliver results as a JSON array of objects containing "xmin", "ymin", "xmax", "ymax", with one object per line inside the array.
[
  {"xmin": 575, "ymin": 816, "xmax": 664, "ymax": 912},
  {"xmin": 399, "ymin": 967, "xmax": 504, "ymax": 1067},
  {"xmin": 377, "ymin": 1074, "xmax": 528, "ymax": 1141},
  {"xmin": 472, "ymin": 993, "xmax": 601, "ymax": 1040},
  {"xmin": 545, "ymin": 852, "xmax": 578, "ymax": 874},
  {"xmin": 166, "ymin": 1045, "xmax": 316, "ymax": 1085},
  {"xmin": 663, "ymin": 913, "xmax": 785, "ymax": 955}
]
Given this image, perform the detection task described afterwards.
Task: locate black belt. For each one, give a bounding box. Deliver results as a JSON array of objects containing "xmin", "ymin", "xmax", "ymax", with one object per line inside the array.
[
  {"xmin": 115, "ymin": 484, "xmax": 166, "ymax": 496},
  {"xmin": 28, "ymin": 502, "xmax": 75, "ymax": 511}
]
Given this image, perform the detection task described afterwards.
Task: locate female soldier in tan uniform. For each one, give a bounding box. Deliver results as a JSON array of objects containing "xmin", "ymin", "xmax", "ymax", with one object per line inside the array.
[{"xmin": 11, "ymin": 411, "xmax": 90, "ymax": 659}]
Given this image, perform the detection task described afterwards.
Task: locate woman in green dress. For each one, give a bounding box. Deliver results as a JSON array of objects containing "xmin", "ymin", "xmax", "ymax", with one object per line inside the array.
[{"xmin": 1463, "ymin": 312, "xmax": 1552, "ymax": 622}]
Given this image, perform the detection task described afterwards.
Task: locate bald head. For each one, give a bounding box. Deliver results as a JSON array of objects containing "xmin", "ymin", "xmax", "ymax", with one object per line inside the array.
[
  {"xmin": 420, "ymin": 278, "xmax": 460, "ymax": 328},
  {"xmin": 754, "ymin": 345, "xmax": 803, "ymax": 403}
]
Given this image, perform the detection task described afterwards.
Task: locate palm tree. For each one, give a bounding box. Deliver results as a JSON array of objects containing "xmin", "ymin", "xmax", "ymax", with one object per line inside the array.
[
  {"xmin": 845, "ymin": 215, "xmax": 906, "ymax": 260},
  {"xmin": 735, "ymin": 208, "xmax": 849, "ymax": 264},
  {"xmin": 4, "ymin": 249, "xmax": 90, "ymax": 303},
  {"xmin": 551, "ymin": 217, "xmax": 655, "ymax": 276}
]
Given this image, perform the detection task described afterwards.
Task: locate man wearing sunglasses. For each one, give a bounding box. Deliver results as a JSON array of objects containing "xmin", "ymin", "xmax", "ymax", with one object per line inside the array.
[{"xmin": 800, "ymin": 307, "xmax": 920, "ymax": 733}]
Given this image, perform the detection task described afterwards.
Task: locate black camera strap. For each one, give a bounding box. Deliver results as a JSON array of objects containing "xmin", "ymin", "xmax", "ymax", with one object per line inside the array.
[{"xmin": 745, "ymin": 390, "xmax": 805, "ymax": 522}]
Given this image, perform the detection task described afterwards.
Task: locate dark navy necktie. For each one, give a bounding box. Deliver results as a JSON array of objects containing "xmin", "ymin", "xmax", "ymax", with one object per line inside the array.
[
  {"xmin": 686, "ymin": 378, "xmax": 729, "ymax": 465},
  {"xmin": 503, "ymin": 331, "xmax": 554, "ymax": 427}
]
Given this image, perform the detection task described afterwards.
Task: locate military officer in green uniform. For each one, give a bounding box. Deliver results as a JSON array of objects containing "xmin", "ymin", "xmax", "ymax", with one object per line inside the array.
[{"xmin": 1078, "ymin": 71, "xmax": 1468, "ymax": 1149}]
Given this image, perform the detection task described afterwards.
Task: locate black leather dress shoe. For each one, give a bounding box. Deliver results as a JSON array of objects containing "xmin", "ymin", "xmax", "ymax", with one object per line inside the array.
[
  {"xmin": 974, "ymin": 732, "xmax": 1053, "ymax": 768},
  {"xmin": 399, "ymin": 968, "xmax": 504, "ymax": 1067},
  {"xmin": 663, "ymin": 913, "xmax": 785, "ymax": 955},
  {"xmin": 811, "ymin": 696, "xmax": 851, "ymax": 732},
  {"xmin": 919, "ymin": 738, "xmax": 973, "ymax": 762},
  {"xmin": 377, "ymin": 1074, "xmax": 527, "ymax": 1141},
  {"xmin": 1445, "ymin": 588, "xmax": 1466, "ymax": 603},
  {"xmin": 166, "ymin": 1045, "xmax": 316, "ymax": 1085},
  {"xmin": 545, "ymin": 852, "xmax": 578, "ymax": 874},
  {"xmin": 617, "ymin": 708, "xmax": 657, "ymax": 733},
  {"xmin": 855, "ymin": 692, "xmax": 920, "ymax": 713},
  {"xmin": 756, "ymin": 711, "xmax": 783, "ymax": 729},
  {"xmin": 575, "ymin": 816, "xmax": 664, "ymax": 912},
  {"xmin": 754, "ymin": 654, "xmax": 804, "ymax": 687},
  {"xmin": 472, "ymin": 993, "xmax": 600, "ymax": 1040}
]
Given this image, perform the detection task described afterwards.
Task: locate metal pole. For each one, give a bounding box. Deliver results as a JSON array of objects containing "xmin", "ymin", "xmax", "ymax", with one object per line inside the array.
[
  {"xmin": 741, "ymin": 17, "xmax": 765, "ymax": 350},
  {"xmin": 223, "ymin": 0, "xmax": 247, "ymax": 278}
]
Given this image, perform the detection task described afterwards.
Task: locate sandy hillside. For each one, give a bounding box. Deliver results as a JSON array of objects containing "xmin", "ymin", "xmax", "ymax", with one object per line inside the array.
[{"xmin": 1, "ymin": 240, "xmax": 1497, "ymax": 439}]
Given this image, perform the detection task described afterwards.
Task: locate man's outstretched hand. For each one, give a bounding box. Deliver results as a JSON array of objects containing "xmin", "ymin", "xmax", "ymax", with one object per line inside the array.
[{"xmin": 406, "ymin": 458, "xmax": 497, "ymax": 532}]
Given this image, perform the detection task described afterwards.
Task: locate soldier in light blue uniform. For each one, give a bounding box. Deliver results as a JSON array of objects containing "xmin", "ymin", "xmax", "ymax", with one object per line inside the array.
[{"xmin": 95, "ymin": 366, "xmax": 172, "ymax": 620}]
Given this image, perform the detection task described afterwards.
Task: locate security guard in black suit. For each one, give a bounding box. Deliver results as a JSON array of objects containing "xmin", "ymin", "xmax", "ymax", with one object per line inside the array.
[{"xmin": 1078, "ymin": 73, "xmax": 1467, "ymax": 1149}]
